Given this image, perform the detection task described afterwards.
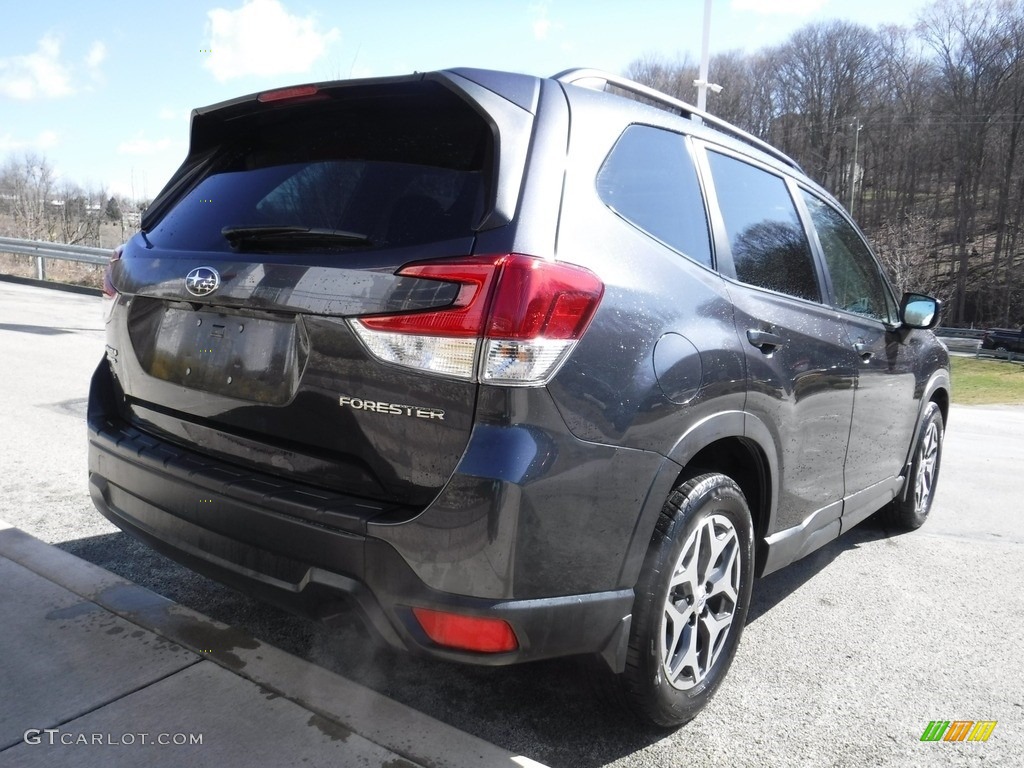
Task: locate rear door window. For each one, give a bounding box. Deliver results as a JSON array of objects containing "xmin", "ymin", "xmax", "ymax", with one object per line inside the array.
[
  {"xmin": 706, "ymin": 150, "xmax": 821, "ymax": 303},
  {"xmin": 596, "ymin": 124, "xmax": 712, "ymax": 267}
]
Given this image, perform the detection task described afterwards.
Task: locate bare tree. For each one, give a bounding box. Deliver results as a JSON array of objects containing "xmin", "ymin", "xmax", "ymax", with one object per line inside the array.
[
  {"xmin": 918, "ymin": 0, "xmax": 1018, "ymax": 323},
  {"xmin": 54, "ymin": 181, "xmax": 105, "ymax": 245},
  {"xmin": 870, "ymin": 25, "xmax": 939, "ymax": 225},
  {"xmin": 1, "ymin": 153, "xmax": 56, "ymax": 240},
  {"xmin": 771, "ymin": 21, "xmax": 882, "ymax": 191},
  {"xmin": 625, "ymin": 54, "xmax": 698, "ymax": 103},
  {"xmin": 873, "ymin": 212, "xmax": 947, "ymax": 300},
  {"xmin": 619, "ymin": 0, "xmax": 1024, "ymax": 327}
]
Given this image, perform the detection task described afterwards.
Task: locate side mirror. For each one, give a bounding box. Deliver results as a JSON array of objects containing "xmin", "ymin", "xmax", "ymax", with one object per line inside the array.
[{"xmin": 900, "ymin": 292, "xmax": 941, "ymax": 330}]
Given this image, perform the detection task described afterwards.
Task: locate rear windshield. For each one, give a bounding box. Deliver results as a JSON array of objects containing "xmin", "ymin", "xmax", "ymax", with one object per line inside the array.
[{"xmin": 147, "ymin": 82, "xmax": 491, "ymax": 254}]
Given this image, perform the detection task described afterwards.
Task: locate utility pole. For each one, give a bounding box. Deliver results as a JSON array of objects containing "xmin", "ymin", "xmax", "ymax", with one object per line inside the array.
[{"xmin": 848, "ymin": 117, "xmax": 862, "ymax": 214}]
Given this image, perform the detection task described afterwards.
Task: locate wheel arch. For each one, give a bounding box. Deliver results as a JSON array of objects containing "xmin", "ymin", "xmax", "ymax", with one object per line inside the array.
[
  {"xmin": 897, "ymin": 369, "xmax": 950, "ymax": 504},
  {"xmin": 618, "ymin": 411, "xmax": 780, "ymax": 589}
]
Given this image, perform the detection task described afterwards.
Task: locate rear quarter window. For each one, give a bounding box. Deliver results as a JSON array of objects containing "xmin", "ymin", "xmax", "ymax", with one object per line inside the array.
[{"xmin": 596, "ymin": 124, "xmax": 712, "ymax": 268}]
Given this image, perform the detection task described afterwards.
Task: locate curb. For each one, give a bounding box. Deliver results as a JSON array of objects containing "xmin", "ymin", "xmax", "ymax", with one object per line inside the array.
[
  {"xmin": 0, "ymin": 273, "xmax": 103, "ymax": 297},
  {"xmin": 0, "ymin": 519, "xmax": 547, "ymax": 768}
]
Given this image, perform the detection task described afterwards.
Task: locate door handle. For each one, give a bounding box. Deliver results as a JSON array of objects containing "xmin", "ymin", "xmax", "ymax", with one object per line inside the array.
[
  {"xmin": 746, "ymin": 328, "xmax": 785, "ymax": 353},
  {"xmin": 853, "ymin": 341, "xmax": 873, "ymax": 362}
]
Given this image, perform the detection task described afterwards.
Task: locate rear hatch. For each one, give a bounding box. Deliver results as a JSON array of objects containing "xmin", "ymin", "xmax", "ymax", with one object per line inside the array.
[{"xmin": 107, "ymin": 72, "xmax": 538, "ymax": 509}]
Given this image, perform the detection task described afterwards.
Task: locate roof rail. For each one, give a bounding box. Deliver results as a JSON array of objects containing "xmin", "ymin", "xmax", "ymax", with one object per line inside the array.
[{"xmin": 552, "ymin": 68, "xmax": 802, "ymax": 173}]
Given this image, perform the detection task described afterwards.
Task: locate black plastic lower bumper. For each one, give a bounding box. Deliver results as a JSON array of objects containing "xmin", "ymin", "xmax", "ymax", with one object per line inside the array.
[{"xmin": 87, "ymin": 363, "xmax": 634, "ymax": 667}]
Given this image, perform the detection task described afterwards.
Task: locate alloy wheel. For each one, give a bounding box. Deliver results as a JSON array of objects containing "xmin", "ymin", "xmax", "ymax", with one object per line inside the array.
[
  {"xmin": 915, "ymin": 419, "xmax": 940, "ymax": 513},
  {"xmin": 660, "ymin": 514, "xmax": 741, "ymax": 690}
]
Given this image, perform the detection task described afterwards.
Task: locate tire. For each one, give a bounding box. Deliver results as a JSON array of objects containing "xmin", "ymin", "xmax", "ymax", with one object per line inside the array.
[
  {"xmin": 620, "ymin": 473, "xmax": 754, "ymax": 728},
  {"xmin": 884, "ymin": 401, "xmax": 944, "ymax": 530}
]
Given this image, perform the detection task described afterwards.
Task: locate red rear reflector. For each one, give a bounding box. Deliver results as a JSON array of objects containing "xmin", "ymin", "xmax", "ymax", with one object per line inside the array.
[
  {"xmin": 257, "ymin": 84, "xmax": 321, "ymax": 103},
  {"xmin": 412, "ymin": 607, "xmax": 518, "ymax": 653}
]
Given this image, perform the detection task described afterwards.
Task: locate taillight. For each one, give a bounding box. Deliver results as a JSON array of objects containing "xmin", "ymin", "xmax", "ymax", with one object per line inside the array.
[
  {"xmin": 349, "ymin": 254, "xmax": 604, "ymax": 385},
  {"xmin": 411, "ymin": 607, "xmax": 518, "ymax": 653},
  {"xmin": 102, "ymin": 245, "xmax": 123, "ymax": 321}
]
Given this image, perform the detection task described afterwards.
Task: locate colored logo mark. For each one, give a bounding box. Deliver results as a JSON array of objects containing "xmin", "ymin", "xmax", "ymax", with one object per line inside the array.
[{"xmin": 920, "ymin": 720, "xmax": 997, "ymax": 742}]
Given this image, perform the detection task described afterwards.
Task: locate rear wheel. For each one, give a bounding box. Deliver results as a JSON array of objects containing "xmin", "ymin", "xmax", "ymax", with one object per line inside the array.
[
  {"xmin": 621, "ymin": 473, "xmax": 753, "ymax": 727},
  {"xmin": 884, "ymin": 401, "xmax": 944, "ymax": 530}
]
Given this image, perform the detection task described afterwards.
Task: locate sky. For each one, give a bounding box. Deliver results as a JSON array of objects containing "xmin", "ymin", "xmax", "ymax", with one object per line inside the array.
[{"xmin": 1, "ymin": 0, "xmax": 930, "ymax": 201}]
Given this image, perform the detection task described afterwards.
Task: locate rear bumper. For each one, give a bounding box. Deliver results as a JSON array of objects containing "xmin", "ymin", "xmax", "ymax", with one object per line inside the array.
[{"xmin": 87, "ymin": 360, "xmax": 643, "ymax": 667}]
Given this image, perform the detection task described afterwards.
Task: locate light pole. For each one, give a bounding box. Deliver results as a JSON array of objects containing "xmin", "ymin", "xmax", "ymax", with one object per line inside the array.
[{"xmin": 694, "ymin": 0, "xmax": 722, "ymax": 115}]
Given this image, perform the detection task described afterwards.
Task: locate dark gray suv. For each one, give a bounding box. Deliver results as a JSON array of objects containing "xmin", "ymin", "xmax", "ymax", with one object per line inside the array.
[{"xmin": 88, "ymin": 67, "xmax": 949, "ymax": 727}]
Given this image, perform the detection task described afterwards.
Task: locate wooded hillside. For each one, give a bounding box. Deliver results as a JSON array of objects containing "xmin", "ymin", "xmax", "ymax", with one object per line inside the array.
[{"xmin": 628, "ymin": 0, "xmax": 1024, "ymax": 327}]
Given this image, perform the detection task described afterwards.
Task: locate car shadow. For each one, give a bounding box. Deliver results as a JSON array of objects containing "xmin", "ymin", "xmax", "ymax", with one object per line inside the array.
[
  {"xmin": 747, "ymin": 513, "xmax": 906, "ymax": 624},
  {"xmin": 56, "ymin": 517, "xmax": 912, "ymax": 768}
]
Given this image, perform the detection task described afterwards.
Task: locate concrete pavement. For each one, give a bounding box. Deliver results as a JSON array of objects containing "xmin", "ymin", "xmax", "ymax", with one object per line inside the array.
[
  {"xmin": 3, "ymin": 278, "xmax": 1023, "ymax": 766},
  {"xmin": 0, "ymin": 518, "xmax": 547, "ymax": 768}
]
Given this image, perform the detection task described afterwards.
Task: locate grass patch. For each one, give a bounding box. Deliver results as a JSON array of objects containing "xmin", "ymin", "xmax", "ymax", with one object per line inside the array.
[{"xmin": 950, "ymin": 356, "xmax": 1024, "ymax": 405}]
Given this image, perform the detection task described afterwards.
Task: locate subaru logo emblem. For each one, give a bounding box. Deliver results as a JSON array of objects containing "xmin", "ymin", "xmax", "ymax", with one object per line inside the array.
[{"xmin": 185, "ymin": 266, "xmax": 220, "ymax": 297}]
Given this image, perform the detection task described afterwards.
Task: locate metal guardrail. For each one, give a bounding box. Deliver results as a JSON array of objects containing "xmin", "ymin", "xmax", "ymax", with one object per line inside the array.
[
  {"xmin": 0, "ymin": 235, "xmax": 110, "ymax": 280},
  {"xmin": 939, "ymin": 337, "xmax": 982, "ymax": 355},
  {"xmin": 935, "ymin": 327, "xmax": 1022, "ymax": 361},
  {"xmin": 935, "ymin": 327, "xmax": 986, "ymax": 340},
  {"xmin": 0, "ymin": 236, "xmax": 109, "ymax": 264}
]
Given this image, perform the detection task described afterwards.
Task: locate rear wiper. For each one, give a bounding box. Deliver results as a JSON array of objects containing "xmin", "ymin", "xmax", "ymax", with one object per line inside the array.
[{"xmin": 222, "ymin": 225, "xmax": 372, "ymax": 249}]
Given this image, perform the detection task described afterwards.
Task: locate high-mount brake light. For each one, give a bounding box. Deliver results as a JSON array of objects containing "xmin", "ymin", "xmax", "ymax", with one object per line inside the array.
[
  {"xmin": 349, "ymin": 254, "xmax": 604, "ymax": 385},
  {"xmin": 257, "ymin": 84, "xmax": 321, "ymax": 103}
]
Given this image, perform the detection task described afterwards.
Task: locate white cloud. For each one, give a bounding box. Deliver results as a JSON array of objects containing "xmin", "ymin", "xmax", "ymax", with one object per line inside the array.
[
  {"xmin": 530, "ymin": 3, "xmax": 552, "ymax": 40},
  {"xmin": 731, "ymin": 0, "xmax": 828, "ymax": 14},
  {"xmin": 36, "ymin": 130, "xmax": 59, "ymax": 149},
  {"xmin": 203, "ymin": 0, "xmax": 341, "ymax": 83},
  {"xmin": 0, "ymin": 35, "xmax": 73, "ymax": 99},
  {"xmin": 0, "ymin": 129, "xmax": 60, "ymax": 152},
  {"xmin": 117, "ymin": 135, "xmax": 183, "ymax": 156},
  {"xmin": 83, "ymin": 41, "xmax": 107, "ymax": 88},
  {"xmin": 86, "ymin": 41, "xmax": 107, "ymax": 69},
  {"xmin": 528, "ymin": 2, "xmax": 565, "ymax": 44}
]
